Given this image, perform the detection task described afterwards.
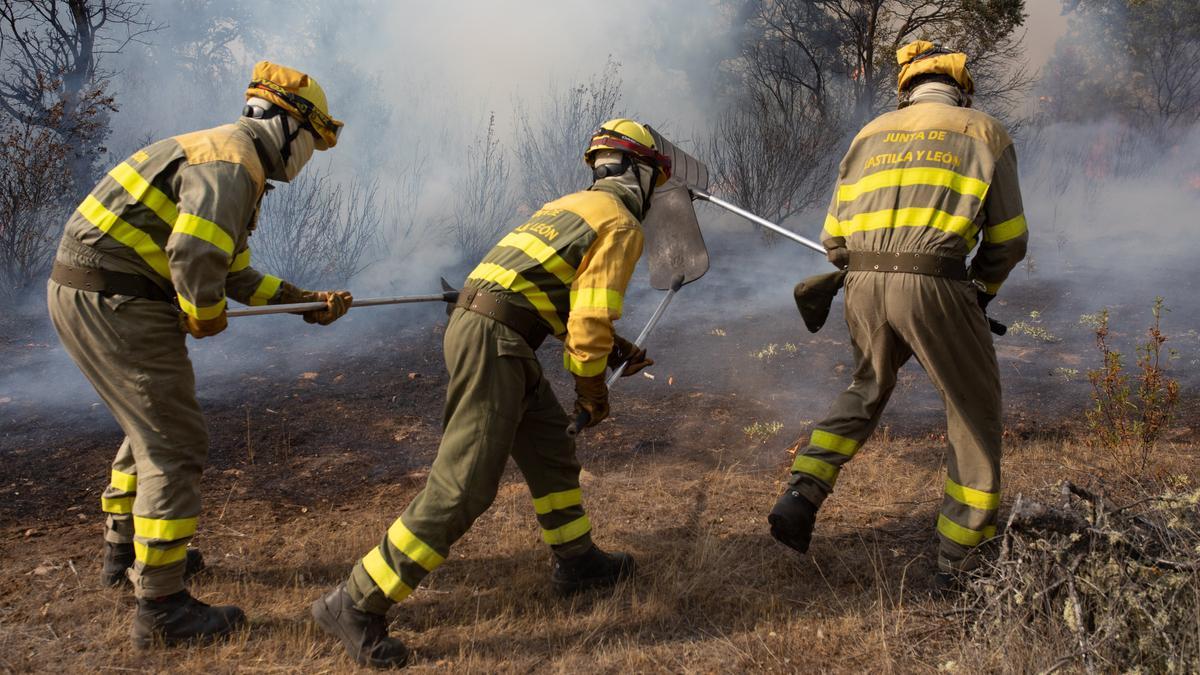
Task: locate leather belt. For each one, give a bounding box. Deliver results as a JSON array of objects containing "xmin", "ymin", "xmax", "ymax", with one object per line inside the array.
[
  {"xmin": 455, "ymin": 285, "xmax": 550, "ymax": 350},
  {"xmin": 846, "ymin": 251, "xmax": 966, "ymax": 280},
  {"xmin": 51, "ymin": 261, "xmax": 173, "ymax": 303}
]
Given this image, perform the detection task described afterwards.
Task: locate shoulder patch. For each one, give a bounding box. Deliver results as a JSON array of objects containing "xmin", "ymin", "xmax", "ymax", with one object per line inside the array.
[{"xmin": 173, "ymin": 124, "xmax": 265, "ymax": 194}]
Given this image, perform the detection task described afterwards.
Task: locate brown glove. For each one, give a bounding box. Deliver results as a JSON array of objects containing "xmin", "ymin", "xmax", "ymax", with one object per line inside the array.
[
  {"xmin": 280, "ymin": 282, "xmax": 353, "ymax": 325},
  {"xmin": 179, "ymin": 312, "xmax": 227, "ymax": 339},
  {"xmin": 573, "ymin": 373, "xmax": 609, "ymax": 428},
  {"xmin": 826, "ymin": 246, "xmax": 849, "ymax": 270},
  {"xmin": 608, "ymin": 334, "xmax": 653, "ymax": 377}
]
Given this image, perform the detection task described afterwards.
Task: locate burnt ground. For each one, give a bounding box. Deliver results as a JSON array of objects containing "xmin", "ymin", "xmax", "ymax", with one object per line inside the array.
[{"xmin": 1, "ymin": 267, "xmax": 1198, "ymax": 672}]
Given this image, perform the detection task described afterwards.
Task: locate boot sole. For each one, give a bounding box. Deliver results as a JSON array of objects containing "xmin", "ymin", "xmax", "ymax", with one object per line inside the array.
[{"xmin": 768, "ymin": 513, "xmax": 811, "ymax": 554}]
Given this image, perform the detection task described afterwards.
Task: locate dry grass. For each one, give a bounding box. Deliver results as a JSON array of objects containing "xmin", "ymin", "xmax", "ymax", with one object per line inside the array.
[{"xmin": 1, "ymin": 433, "xmax": 1196, "ymax": 673}]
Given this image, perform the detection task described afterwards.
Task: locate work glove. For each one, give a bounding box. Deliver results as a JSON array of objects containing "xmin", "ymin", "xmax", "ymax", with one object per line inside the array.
[
  {"xmin": 608, "ymin": 334, "xmax": 653, "ymax": 377},
  {"xmin": 280, "ymin": 282, "xmax": 354, "ymax": 325},
  {"xmin": 793, "ymin": 270, "xmax": 848, "ymax": 334},
  {"xmin": 573, "ymin": 373, "xmax": 610, "ymax": 428},
  {"xmin": 826, "ymin": 246, "xmax": 849, "ymax": 270},
  {"xmin": 179, "ymin": 312, "xmax": 227, "ymax": 339}
]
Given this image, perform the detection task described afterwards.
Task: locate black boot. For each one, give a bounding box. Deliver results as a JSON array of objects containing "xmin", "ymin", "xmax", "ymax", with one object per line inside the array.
[
  {"xmin": 102, "ymin": 542, "xmax": 206, "ymax": 588},
  {"xmin": 768, "ymin": 488, "xmax": 818, "ymax": 553},
  {"xmin": 130, "ymin": 590, "xmax": 245, "ymax": 648},
  {"xmin": 311, "ymin": 584, "xmax": 409, "ymax": 669},
  {"xmin": 930, "ymin": 570, "xmax": 966, "ymax": 599},
  {"xmin": 551, "ymin": 545, "xmax": 636, "ymax": 595}
]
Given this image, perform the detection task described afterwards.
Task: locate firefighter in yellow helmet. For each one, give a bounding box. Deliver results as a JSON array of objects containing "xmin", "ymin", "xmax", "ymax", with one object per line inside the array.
[
  {"xmin": 311, "ymin": 118, "xmax": 667, "ymax": 668},
  {"xmin": 768, "ymin": 42, "xmax": 1028, "ymax": 592},
  {"xmin": 47, "ymin": 61, "xmax": 352, "ymax": 647}
]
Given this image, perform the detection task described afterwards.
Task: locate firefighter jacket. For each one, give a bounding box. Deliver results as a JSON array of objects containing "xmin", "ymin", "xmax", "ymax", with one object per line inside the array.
[
  {"xmin": 59, "ymin": 120, "xmax": 286, "ymax": 319},
  {"xmin": 821, "ymin": 99, "xmax": 1028, "ymax": 294},
  {"xmin": 466, "ymin": 181, "xmax": 645, "ymax": 377}
]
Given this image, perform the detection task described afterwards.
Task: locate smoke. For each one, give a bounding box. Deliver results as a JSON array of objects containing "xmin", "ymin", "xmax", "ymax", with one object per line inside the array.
[{"xmin": 3, "ymin": 1, "xmax": 1199, "ymax": 426}]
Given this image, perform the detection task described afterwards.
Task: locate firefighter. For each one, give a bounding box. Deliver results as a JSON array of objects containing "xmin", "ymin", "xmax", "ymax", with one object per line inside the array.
[
  {"xmin": 311, "ymin": 118, "xmax": 668, "ymax": 668},
  {"xmin": 47, "ymin": 61, "xmax": 352, "ymax": 647},
  {"xmin": 768, "ymin": 42, "xmax": 1029, "ymax": 590}
]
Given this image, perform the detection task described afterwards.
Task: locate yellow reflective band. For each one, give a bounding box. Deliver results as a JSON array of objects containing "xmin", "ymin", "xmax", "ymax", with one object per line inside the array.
[
  {"xmin": 76, "ymin": 195, "xmax": 172, "ymax": 279},
  {"xmin": 386, "ymin": 519, "xmax": 445, "ymax": 573},
  {"xmin": 174, "ymin": 213, "xmax": 235, "ymax": 256},
  {"xmin": 532, "ymin": 488, "xmax": 583, "ymax": 515},
  {"xmin": 838, "ymin": 167, "xmax": 989, "ymax": 203},
  {"xmin": 133, "ymin": 541, "xmax": 189, "ymax": 567},
  {"xmin": 133, "ymin": 515, "xmax": 198, "ymax": 541},
  {"xmin": 108, "ymin": 162, "xmax": 180, "ymax": 227},
  {"xmin": 362, "ymin": 547, "xmax": 415, "ymax": 602},
  {"xmin": 979, "ymin": 279, "xmax": 1002, "ymax": 295},
  {"xmin": 496, "ymin": 232, "xmax": 575, "ymax": 286},
  {"xmin": 944, "ymin": 478, "xmax": 1000, "ymax": 511},
  {"xmin": 569, "ymin": 288, "xmax": 623, "ymax": 315},
  {"xmin": 985, "ymin": 214, "xmax": 1027, "ymax": 244},
  {"xmin": 822, "ymin": 212, "xmax": 840, "ymax": 238},
  {"xmin": 810, "ymin": 430, "xmax": 860, "ymax": 456},
  {"xmin": 824, "ymin": 207, "xmax": 977, "ymax": 240},
  {"xmin": 936, "ymin": 514, "xmax": 996, "ymax": 547},
  {"xmin": 791, "ymin": 455, "xmax": 839, "ymax": 486},
  {"xmin": 467, "ymin": 262, "xmax": 567, "ymax": 335},
  {"xmin": 178, "ymin": 294, "xmax": 227, "ymax": 320},
  {"xmin": 249, "ymin": 275, "xmax": 282, "ymax": 306},
  {"xmin": 101, "ymin": 496, "xmax": 133, "ymax": 514},
  {"xmin": 110, "ymin": 469, "xmax": 137, "ymax": 493},
  {"xmin": 229, "ymin": 248, "xmax": 251, "ymax": 273},
  {"xmin": 564, "ymin": 352, "xmax": 607, "ymax": 377},
  {"xmin": 542, "ymin": 515, "xmax": 591, "ymax": 546},
  {"xmin": 131, "ymin": 150, "xmax": 150, "ymax": 163}
]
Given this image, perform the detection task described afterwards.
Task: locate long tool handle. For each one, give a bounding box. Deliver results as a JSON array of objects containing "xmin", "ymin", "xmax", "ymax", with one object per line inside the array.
[
  {"xmin": 227, "ymin": 291, "xmax": 457, "ymax": 318},
  {"xmin": 692, "ymin": 189, "xmax": 826, "ymax": 255},
  {"xmin": 692, "ymin": 189, "xmax": 1008, "ymax": 336},
  {"xmin": 567, "ymin": 273, "xmax": 686, "ymax": 437}
]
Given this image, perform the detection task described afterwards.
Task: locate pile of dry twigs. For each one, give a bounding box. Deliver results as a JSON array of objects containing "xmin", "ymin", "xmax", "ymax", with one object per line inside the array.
[{"xmin": 961, "ymin": 481, "xmax": 1200, "ymax": 673}]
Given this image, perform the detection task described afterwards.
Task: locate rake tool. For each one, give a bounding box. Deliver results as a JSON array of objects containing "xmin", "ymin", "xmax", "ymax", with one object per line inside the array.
[{"xmin": 227, "ymin": 279, "xmax": 459, "ymax": 318}]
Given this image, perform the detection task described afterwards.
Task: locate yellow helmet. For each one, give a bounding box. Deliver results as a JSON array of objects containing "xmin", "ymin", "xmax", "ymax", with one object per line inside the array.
[
  {"xmin": 584, "ymin": 118, "xmax": 672, "ymax": 186},
  {"xmin": 245, "ymin": 61, "xmax": 344, "ymax": 150},
  {"xmin": 896, "ymin": 41, "xmax": 975, "ymax": 96}
]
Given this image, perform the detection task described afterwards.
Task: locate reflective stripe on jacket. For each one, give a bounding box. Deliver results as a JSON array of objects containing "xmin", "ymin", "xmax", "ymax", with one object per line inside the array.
[
  {"xmin": 466, "ymin": 181, "xmax": 645, "ymax": 377},
  {"xmin": 61, "ymin": 120, "xmax": 284, "ymax": 317},
  {"xmin": 822, "ymin": 101, "xmax": 1028, "ymax": 294}
]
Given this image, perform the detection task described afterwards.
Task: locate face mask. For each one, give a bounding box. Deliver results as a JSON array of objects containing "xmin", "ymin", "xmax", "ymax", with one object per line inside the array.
[{"xmin": 282, "ymin": 125, "xmax": 315, "ymax": 182}]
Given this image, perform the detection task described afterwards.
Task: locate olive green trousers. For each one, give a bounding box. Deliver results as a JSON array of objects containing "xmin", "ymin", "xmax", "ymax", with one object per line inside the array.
[
  {"xmin": 347, "ymin": 309, "xmax": 593, "ymax": 614},
  {"xmin": 786, "ymin": 272, "xmax": 1003, "ymax": 572},
  {"xmin": 48, "ymin": 281, "xmax": 207, "ymax": 597}
]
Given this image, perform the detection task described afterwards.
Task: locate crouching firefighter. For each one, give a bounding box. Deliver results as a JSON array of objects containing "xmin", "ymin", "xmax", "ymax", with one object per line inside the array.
[
  {"xmin": 311, "ymin": 118, "xmax": 668, "ymax": 668},
  {"xmin": 768, "ymin": 42, "xmax": 1029, "ymax": 591},
  {"xmin": 47, "ymin": 61, "xmax": 352, "ymax": 647}
]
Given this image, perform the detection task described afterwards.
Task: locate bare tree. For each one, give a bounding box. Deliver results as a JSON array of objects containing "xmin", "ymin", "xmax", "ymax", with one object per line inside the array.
[
  {"xmin": 448, "ymin": 112, "xmax": 517, "ymax": 263},
  {"xmin": 0, "ymin": 0, "xmax": 158, "ymax": 185},
  {"xmin": 512, "ymin": 58, "xmax": 623, "ymax": 207},
  {"xmin": 255, "ymin": 168, "xmax": 384, "ymax": 289},
  {"xmin": 707, "ymin": 93, "xmax": 841, "ymax": 238}
]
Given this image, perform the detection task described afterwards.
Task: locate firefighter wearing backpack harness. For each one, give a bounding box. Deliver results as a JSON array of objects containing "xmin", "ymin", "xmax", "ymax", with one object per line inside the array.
[{"xmin": 768, "ymin": 41, "xmax": 1029, "ymax": 592}]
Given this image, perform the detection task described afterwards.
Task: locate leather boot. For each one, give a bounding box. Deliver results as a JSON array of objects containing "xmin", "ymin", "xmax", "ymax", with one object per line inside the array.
[
  {"xmin": 551, "ymin": 544, "xmax": 636, "ymax": 595},
  {"xmin": 311, "ymin": 584, "xmax": 409, "ymax": 669},
  {"xmin": 768, "ymin": 488, "xmax": 818, "ymax": 553},
  {"xmin": 102, "ymin": 542, "xmax": 206, "ymax": 588},
  {"xmin": 130, "ymin": 590, "xmax": 245, "ymax": 648}
]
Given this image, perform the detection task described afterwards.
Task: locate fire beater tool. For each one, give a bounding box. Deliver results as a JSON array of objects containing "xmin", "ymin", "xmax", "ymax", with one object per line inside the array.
[{"xmin": 227, "ymin": 279, "xmax": 459, "ymax": 318}]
